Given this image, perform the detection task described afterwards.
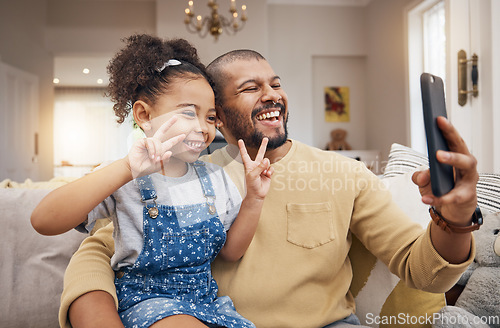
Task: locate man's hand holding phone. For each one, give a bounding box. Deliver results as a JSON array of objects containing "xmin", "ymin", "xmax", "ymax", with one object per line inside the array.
[{"xmin": 414, "ymin": 73, "xmax": 479, "ymax": 228}]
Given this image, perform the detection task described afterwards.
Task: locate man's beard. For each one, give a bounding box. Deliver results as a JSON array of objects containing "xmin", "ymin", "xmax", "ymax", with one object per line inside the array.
[{"xmin": 221, "ymin": 103, "xmax": 288, "ymax": 149}]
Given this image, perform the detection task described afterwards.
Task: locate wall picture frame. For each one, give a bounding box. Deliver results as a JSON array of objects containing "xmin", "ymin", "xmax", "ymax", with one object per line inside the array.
[{"xmin": 324, "ymin": 86, "xmax": 350, "ymax": 122}]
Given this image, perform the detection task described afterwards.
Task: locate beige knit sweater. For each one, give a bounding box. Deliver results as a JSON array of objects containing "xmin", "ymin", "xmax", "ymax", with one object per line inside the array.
[{"xmin": 59, "ymin": 140, "xmax": 473, "ymax": 328}]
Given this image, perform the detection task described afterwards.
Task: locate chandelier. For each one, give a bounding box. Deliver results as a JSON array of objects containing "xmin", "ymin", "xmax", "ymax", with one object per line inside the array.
[{"xmin": 184, "ymin": 0, "xmax": 247, "ymax": 41}]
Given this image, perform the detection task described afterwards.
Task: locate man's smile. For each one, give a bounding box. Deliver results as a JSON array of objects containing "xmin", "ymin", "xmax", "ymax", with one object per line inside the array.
[{"xmin": 256, "ymin": 110, "xmax": 281, "ymax": 121}]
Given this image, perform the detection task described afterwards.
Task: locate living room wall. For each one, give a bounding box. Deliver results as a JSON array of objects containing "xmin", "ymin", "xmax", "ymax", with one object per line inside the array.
[
  {"xmin": 365, "ymin": 0, "xmax": 414, "ymax": 163},
  {"xmin": 0, "ymin": 0, "xmax": 54, "ymax": 180},
  {"xmin": 1, "ymin": 0, "xmax": 416, "ymax": 180}
]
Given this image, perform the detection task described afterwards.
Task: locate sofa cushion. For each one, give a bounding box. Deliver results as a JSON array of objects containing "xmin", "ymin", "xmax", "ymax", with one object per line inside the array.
[
  {"xmin": 383, "ymin": 143, "xmax": 500, "ymax": 213},
  {"xmin": 0, "ymin": 176, "xmax": 77, "ymax": 189},
  {"xmin": 383, "ymin": 143, "xmax": 429, "ymax": 178},
  {"xmin": 0, "ymin": 188, "xmax": 87, "ymax": 328}
]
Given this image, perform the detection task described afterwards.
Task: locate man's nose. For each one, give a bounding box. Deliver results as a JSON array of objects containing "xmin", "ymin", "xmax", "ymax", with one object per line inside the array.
[{"xmin": 261, "ymin": 85, "xmax": 281, "ymax": 104}]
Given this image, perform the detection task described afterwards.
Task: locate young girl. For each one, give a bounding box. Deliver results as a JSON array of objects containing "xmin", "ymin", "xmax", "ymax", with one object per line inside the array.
[{"xmin": 31, "ymin": 34, "xmax": 273, "ymax": 328}]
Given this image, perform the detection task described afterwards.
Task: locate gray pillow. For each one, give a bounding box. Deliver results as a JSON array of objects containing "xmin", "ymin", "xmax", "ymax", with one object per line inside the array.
[{"xmin": 0, "ymin": 189, "xmax": 87, "ymax": 328}]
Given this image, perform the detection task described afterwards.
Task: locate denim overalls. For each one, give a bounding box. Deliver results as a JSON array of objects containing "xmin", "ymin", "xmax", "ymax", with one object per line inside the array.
[{"xmin": 116, "ymin": 161, "xmax": 254, "ymax": 328}]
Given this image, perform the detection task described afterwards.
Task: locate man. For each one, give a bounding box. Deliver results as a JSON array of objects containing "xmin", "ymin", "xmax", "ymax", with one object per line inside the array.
[{"xmin": 60, "ymin": 50, "xmax": 478, "ymax": 328}]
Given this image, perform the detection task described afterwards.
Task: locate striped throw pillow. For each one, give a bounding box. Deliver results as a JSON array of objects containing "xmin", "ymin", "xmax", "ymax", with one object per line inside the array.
[{"xmin": 383, "ymin": 143, "xmax": 500, "ymax": 213}]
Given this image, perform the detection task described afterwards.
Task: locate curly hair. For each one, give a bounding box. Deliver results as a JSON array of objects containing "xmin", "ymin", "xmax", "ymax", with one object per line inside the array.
[{"xmin": 106, "ymin": 34, "xmax": 211, "ymax": 123}]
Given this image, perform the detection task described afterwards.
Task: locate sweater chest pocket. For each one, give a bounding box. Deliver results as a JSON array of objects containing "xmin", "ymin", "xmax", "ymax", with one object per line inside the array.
[{"xmin": 286, "ymin": 202, "xmax": 335, "ymax": 249}]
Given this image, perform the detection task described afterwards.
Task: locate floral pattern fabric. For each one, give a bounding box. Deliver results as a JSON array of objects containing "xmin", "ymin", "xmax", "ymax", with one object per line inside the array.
[{"xmin": 116, "ymin": 161, "xmax": 254, "ymax": 328}]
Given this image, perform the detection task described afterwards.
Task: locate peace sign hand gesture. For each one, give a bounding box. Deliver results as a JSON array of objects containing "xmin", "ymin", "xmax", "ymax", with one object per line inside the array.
[
  {"xmin": 127, "ymin": 116, "xmax": 186, "ymax": 179},
  {"xmin": 238, "ymin": 137, "xmax": 274, "ymax": 200}
]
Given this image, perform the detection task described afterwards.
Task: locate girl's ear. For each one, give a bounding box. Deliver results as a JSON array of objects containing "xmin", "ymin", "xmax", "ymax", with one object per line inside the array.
[
  {"xmin": 215, "ymin": 106, "xmax": 225, "ymax": 129},
  {"xmin": 215, "ymin": 118, "xmax": 224, "ymax": 129},
  {"xmin": 133, "ymin": 100, "xmax": 152, "ymax": 132}
]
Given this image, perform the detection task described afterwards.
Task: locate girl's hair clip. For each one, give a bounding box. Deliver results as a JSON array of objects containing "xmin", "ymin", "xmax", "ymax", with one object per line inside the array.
[{"xmin": 157, "ymin": 59, "xmax": 182, "ymax": 73}]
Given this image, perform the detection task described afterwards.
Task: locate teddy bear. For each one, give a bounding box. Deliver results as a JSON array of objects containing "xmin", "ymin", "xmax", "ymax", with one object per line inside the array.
[
  {"xmin": 326, "ymin": 128, "xmax": 351, "ymax": 151},
  {"xmin": 433, "ymin": 211, "xmax": 500, "ymax": 328}
]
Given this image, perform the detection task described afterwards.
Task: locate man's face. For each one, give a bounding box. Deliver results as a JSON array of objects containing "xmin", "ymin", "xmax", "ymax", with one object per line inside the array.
[{"xmin": 219, "ymin": 59, "xmax": 289, "ymax": 150}]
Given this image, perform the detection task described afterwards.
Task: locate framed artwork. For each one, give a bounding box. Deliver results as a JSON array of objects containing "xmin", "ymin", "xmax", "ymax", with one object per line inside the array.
[{"xmin": 324, "ymin": 86, "xmax": 350, "ymax": 122}]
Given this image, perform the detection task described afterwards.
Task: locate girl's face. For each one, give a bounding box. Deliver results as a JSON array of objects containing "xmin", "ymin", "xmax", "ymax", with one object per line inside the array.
[{"xmin": 148, "ymin": 77, "xmax": 216, "ymax": 164}]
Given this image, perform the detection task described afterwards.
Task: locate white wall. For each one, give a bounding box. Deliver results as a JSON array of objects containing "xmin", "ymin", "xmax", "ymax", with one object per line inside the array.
[
  {"xmin": 0, "ymin": 0, "xmax": 54, "ymax": 180},
  {"xmin": 493, "ymin": 0, "xmax": 500, "ymax": 173},
  {"xmin": 0, "ymin": 0, "xmax": 434, "ymax": 180},
  {"xmin": 45, "ymin": 0, "xmax": 156, "ymax": 54},
  {"xmin": 365, "ymin": 0, "xmax": 414, "ymax": 162},
  {"xmin": 475, "ymin": 0, "xmax": 499, "ymax": 173},
  {"xmin": 156, "ymin": 0, "xmax": 268, "ymax": 65},
  {"xmin": 267, "ymin": 4, "xmax": 367, "ymax": 146},
  {"xmin": 312, "ymin": 56, "xmax": 367, "ymax": 150}
]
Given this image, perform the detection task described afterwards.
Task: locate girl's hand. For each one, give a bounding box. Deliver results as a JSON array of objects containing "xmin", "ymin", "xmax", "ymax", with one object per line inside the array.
[
  {"xmin": 127, "ymin": 116, "xmax": 186, "ymax": 179},
  {"xmin": 238, "ymin": 137, "xmax": 274, "ymax": 200}
]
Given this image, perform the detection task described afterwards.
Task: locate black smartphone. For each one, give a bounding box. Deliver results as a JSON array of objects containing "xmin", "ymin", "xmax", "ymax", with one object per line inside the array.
[{"xmin": 420, "ymin": 73, "xmax": 455, "ymax": 196}]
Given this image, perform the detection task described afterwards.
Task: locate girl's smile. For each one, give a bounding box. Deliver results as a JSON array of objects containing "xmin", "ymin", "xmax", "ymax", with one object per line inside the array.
[{"xmin": 147, "ymin": 77, "xmax": 216, "ymax": 168}]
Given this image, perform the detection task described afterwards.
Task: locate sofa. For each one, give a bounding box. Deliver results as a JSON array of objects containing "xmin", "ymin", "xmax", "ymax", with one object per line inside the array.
[{"xmin": 1, "ymin": 143, "xmax": 499, "ymax": 328}]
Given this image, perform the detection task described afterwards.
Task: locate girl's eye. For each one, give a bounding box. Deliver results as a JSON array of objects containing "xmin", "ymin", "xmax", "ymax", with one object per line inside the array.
[
  {"xmin": 182, "ymin": 110, "xmax": 196, "ymax": 118},
  {"xmin": 272, "ymin": 84, "xmax": 281, "ymax": 89},
  {"xmin": 207, "ymin": 116, "xmax": 216, "ymax": 123}
]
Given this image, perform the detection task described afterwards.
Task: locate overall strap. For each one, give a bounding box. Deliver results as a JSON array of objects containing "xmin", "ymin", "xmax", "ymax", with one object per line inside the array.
[
  {"xmin": 192, "ymin": 161, "xmax": 217, "ymax": 215},
  {"xmin": 136, "ymin": 175, "xmax": 159, "ymax": 218},
  {"xmin": 136, "ymin": 175, "xmax": 157, "ymax": 201}
]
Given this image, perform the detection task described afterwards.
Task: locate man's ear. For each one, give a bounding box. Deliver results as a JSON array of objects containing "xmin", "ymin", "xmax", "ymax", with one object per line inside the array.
[{"xmin": 133, "ymin": 100, "xmax": 152, "ymax": 132}]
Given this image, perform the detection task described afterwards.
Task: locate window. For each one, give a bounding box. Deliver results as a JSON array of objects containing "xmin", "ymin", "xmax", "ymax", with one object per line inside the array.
[
  {"xmin": 423, "ymin": 1, "xmax": 446, "ymax": 79},
  {"xmin": 407, "ymin": 0, "xmax": 446, "ymax": 154},
  {"xmin": 53, "ymin": 87, "xmax": 137, "ymax": 177}
]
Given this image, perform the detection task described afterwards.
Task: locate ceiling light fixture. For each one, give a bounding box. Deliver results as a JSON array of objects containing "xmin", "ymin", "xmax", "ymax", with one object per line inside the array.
[
  {"xmin": 82, "ymin": 68, "xmax": 90, "ymax": 74},
  {"xmin": 184, "ymin": 0, "xmax": 247, "ymax": 41}
]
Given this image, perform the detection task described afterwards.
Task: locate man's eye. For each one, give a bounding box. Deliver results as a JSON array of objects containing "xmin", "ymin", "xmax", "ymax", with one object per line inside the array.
[{"xmin": 244, "ymin": 87, "xmax": 258, "ymax": 92}]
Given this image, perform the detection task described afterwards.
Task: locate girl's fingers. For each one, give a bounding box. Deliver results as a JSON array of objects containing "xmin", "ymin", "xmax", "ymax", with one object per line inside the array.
[
  {"xmin": 255, "ymin": 137, "xmax": 269, "ymax": 162},
  {"xmin": 145, "ymin": 138, "xmax": 157, "ymax": 161},
  {"xmin": 161, "ymin": 134, "xmax": 186, "ymax": 153},
  {"xmin": 153, "ymin": 115, "xmax": 179, "ymax": 141},
  {"xmin": 152, "ymin": 138, "xmax": 163, "ymax": 162},
  {"xmin": 161, "ymin": 151, "xmax": 172, "ymax": 162}
]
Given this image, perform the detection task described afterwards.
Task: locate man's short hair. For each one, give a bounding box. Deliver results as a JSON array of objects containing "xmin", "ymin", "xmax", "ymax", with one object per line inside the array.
[{"xmin": 207, "ymin": 49, "xmax": 266, "ymax": 106}]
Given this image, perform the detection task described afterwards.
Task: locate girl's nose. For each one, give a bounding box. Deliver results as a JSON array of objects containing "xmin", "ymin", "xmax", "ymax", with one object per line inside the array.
[{"xmin": 195, "ymin": 117, "xmax": 208, "ymax": 135}]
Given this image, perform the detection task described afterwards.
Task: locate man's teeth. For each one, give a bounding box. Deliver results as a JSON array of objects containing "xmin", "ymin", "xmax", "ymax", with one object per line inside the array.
[
  {"xmin": 256, "ymin": 111, "xmax": 280, "ymax": 121},
  {"xmin": 185, "ymin": 141, "xmax": 204, "ymax": 148}
]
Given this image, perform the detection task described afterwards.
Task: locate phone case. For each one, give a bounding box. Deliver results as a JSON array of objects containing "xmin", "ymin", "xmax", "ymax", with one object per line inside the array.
[{"xmin": 420, "ymin": 73, "xmax": 455, "ymax": 196}]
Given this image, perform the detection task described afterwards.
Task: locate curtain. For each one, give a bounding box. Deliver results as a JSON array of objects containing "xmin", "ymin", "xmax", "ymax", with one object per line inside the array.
[
  {"xmin": 423, "ymin": 1, "xmax": 446, "ymax": 82},
  {"xmin": 53, "ymin": 87, "xmax": 135, "ymax": 177}
]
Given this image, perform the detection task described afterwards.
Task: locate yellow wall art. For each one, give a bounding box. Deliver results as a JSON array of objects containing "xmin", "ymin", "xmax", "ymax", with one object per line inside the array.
[{"xmin": 324, "ymin": 86, "xmax": 350, "ymax": 122}]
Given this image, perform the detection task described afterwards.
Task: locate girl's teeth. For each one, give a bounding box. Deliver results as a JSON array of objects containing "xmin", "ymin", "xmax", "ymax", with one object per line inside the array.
[{"xmin": 187, "ymin": 141, "xmax": 203, "ymax": 148}]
